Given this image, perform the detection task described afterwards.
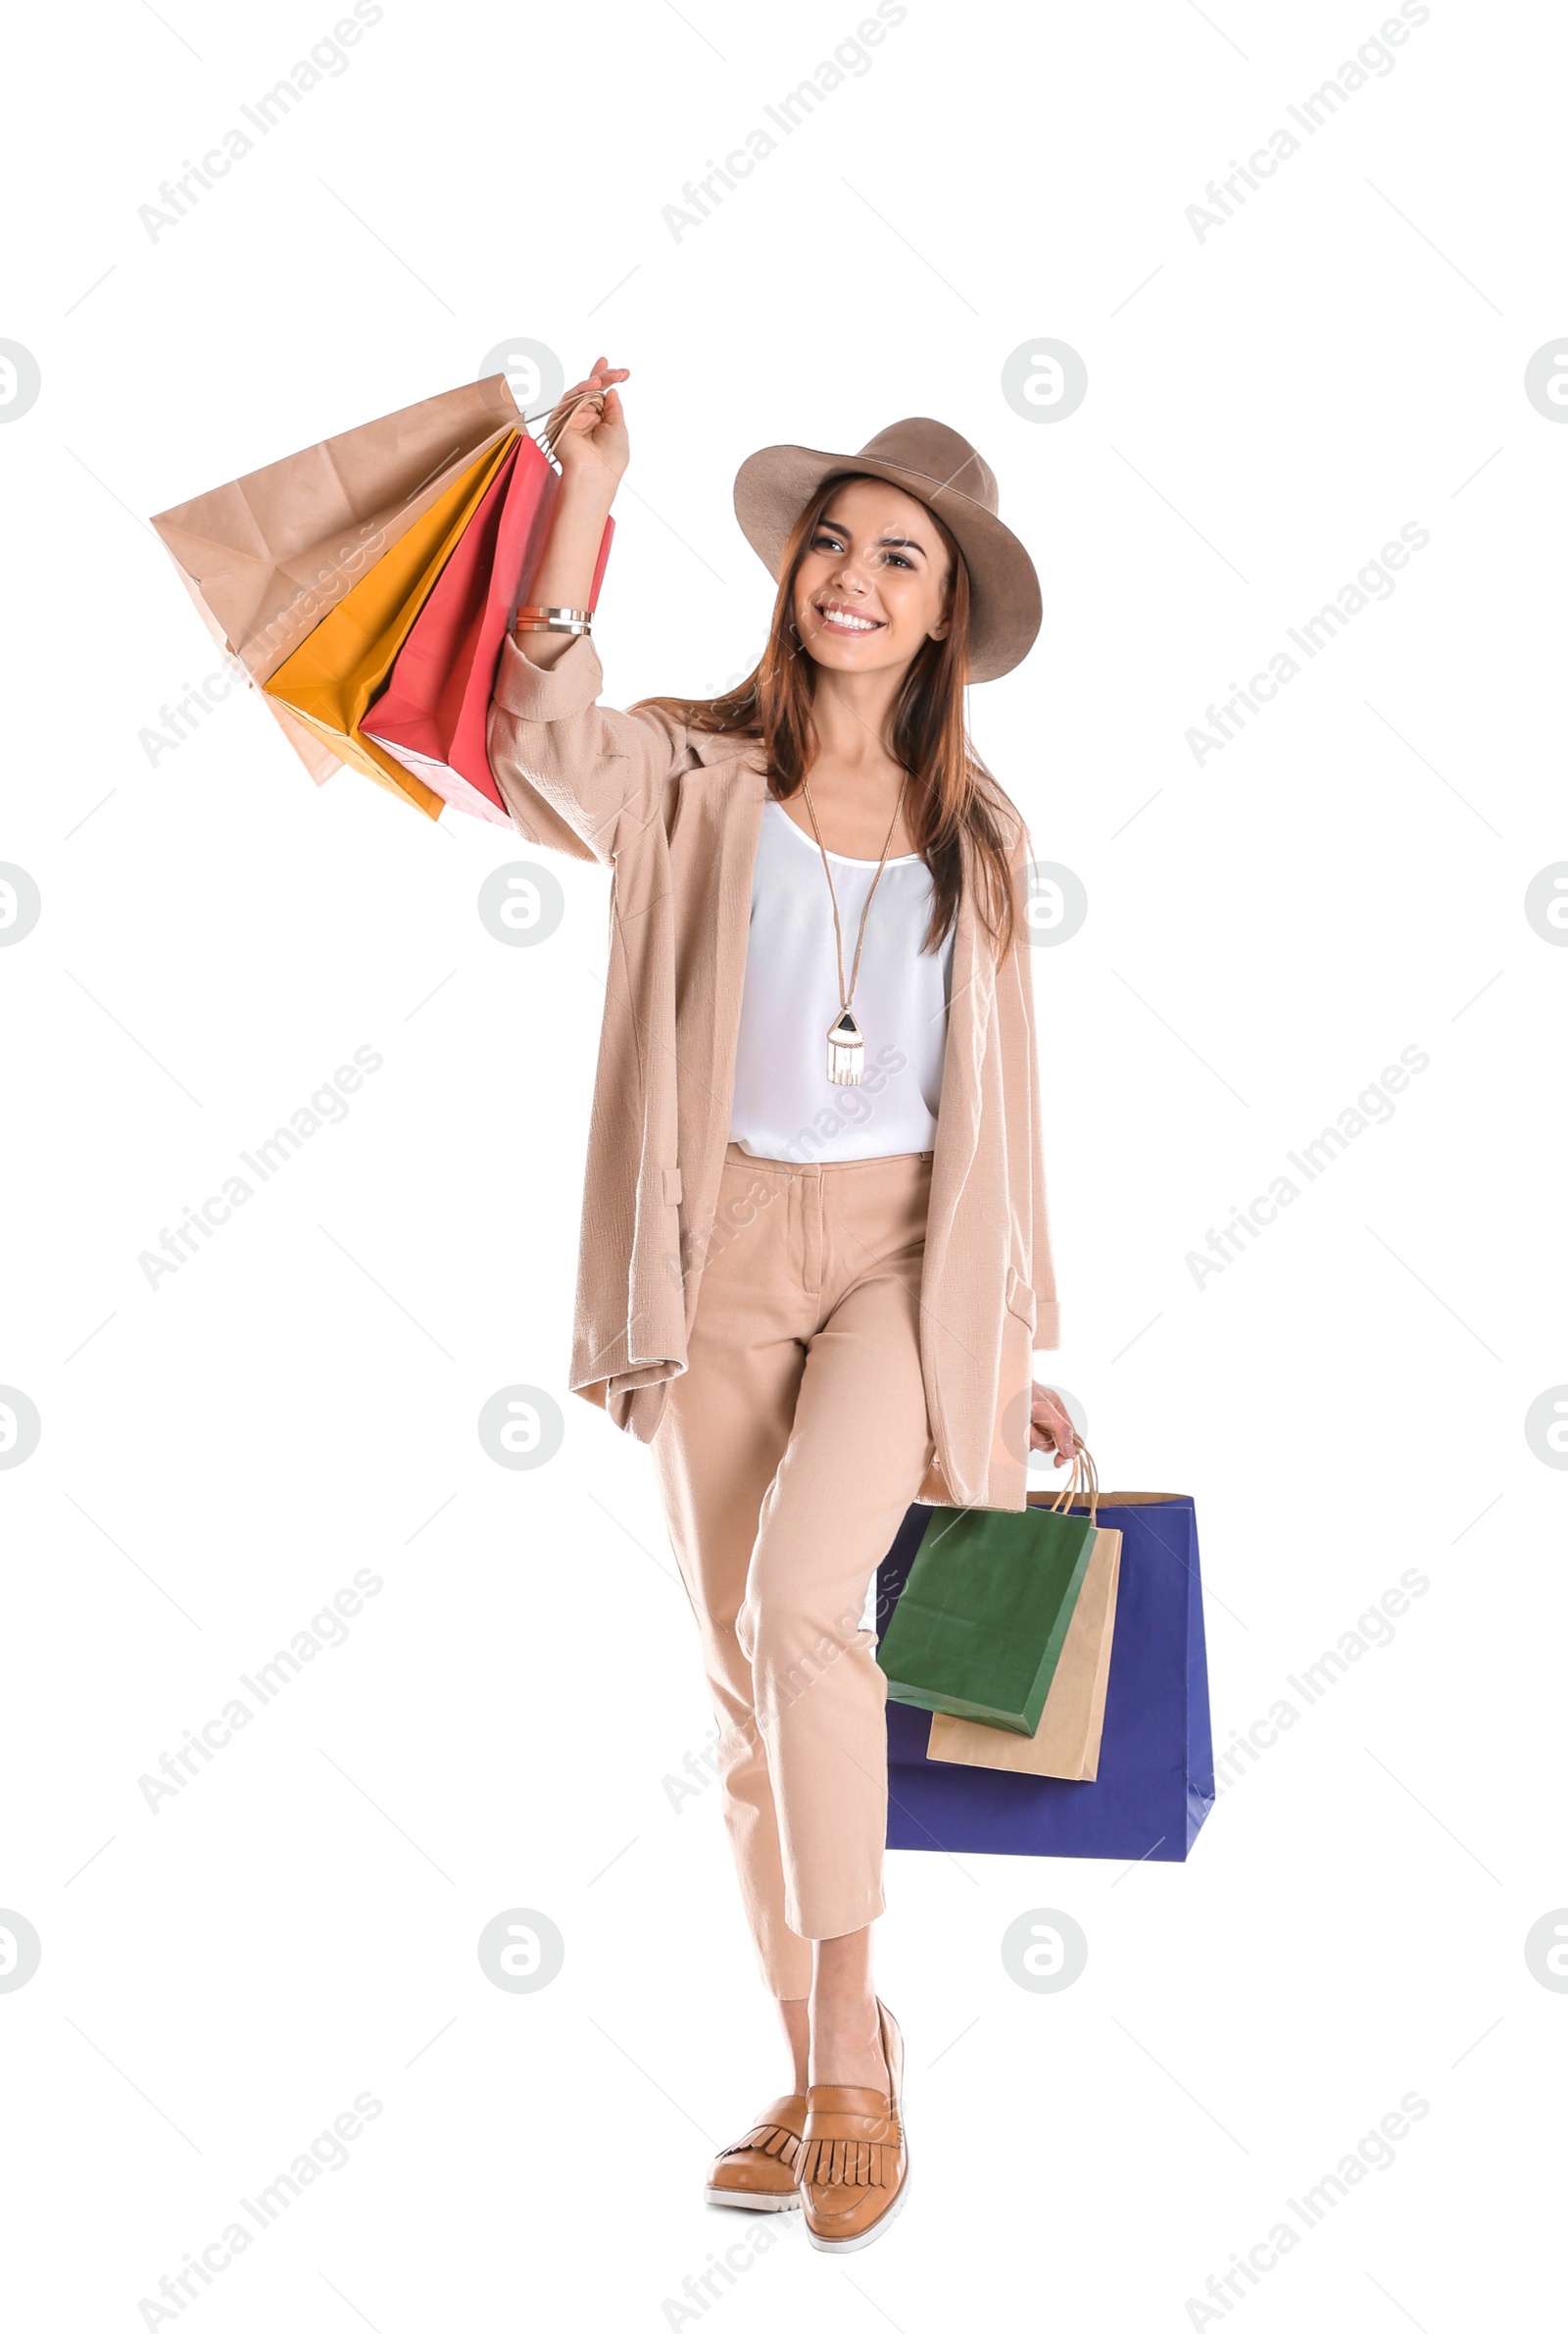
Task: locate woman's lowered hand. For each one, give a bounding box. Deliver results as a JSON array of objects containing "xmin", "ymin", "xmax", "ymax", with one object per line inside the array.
[{"xmin": 1029, "ymin": 1384, "xmax": 1078, "ymax": 1468}]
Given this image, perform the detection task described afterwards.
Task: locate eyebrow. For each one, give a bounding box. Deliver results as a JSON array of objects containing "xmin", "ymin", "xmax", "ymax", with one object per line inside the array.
[{"xmin": 816, "ymin": 518, "xmax": 931, "ymax": 557}]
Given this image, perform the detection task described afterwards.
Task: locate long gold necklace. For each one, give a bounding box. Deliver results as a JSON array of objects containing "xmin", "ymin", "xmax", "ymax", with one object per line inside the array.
[{"xmin": 798, "ymin": 770, "xmax": 910, "ymax": 1086}]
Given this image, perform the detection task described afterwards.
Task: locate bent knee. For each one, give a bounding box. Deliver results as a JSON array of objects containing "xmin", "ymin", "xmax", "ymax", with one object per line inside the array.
[{"xmin": 739, "ymin": 1593, "xmax": 866, "ymax": 1685}]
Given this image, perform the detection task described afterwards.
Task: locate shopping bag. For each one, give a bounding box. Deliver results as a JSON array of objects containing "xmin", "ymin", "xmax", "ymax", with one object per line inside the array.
[
  {"xmin": 874, "ymin": 1456, "xmax": 1098, "ymax": 1735},
  {"xmin": 158, "ymin": 554, "xmax": 350, "ymax": 790},
  {"xmin": 263, "ymin": 432, "xmax": 518, "ymax": 815},
  {"xmin": 926, "ymin": 1519, "xmax": 1122, "ymax": 1779},
  {"xmin": 150, "ymin": 374, "xmax": 522, "ymax": 792},
  {"xmin": 363, "ymin": 429, "xmax": 614, "ymax": 825},
  {"xmin": 878, "ymin": 1486, "xmax": 1214, "ymax": 1862}
]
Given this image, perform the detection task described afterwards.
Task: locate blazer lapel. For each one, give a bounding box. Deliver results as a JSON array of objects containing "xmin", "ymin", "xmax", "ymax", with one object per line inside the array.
[{"xmin": 683, "ymin": 745, "xmax": 770, "ymax": 1320}]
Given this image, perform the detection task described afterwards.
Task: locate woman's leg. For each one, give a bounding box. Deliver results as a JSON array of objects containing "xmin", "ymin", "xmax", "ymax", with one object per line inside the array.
[
  {"xmin": 651, "ymin": 1149, "xmax": 931, "ymax": 2092},
  {"xmin": 737, "ymin": 1155, "xmax": 935, "ymax": 2089},
  {"xmin": 779, "ymin": 1997, "xmax": 809, "ymax": 2092},
  {"xmin": 649, "ymin": 1160, "xmax": 818, "ymax": 2017},
  {"xmin": 810, "ymin": 1929, "xmax": 884, "ymax": 2089}
]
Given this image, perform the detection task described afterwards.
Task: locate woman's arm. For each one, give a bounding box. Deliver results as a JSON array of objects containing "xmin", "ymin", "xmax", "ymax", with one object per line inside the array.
[
  {"xmin": 516, "ymin": 361, "xmax": 626, "ymax": 668},
  {"xmin": 487, "ymin": 358, "xmax": 691, "ymax": 862}
]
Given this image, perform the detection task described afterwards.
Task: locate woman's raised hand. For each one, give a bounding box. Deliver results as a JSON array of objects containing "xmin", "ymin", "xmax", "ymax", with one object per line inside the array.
[
  {"xmin": 515, "ymin": 357, "xmax": 631, "ymax": 659},
  {"xmin": 546, "ymin": 356, "xmax": 630, "ymax": 492}
]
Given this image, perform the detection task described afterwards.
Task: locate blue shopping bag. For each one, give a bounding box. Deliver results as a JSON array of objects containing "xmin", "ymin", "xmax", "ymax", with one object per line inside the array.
[{"xmin": 878, "ymin": 1490, "xmax": 1214, "ymax": 1862}]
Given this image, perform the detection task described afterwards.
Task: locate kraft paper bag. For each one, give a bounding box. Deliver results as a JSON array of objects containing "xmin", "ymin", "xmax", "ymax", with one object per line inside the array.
[
  {"xmin": 151, "ymin": 374, "xmax": 521, "ymax": 680},
  {"xmin": 150, "ymin": 374, "xmax": 521, "ymax": 791},
  {"xmin": 926, "ymin": 1522, "xmax": 1122, "ymax": 1779},
  {"xmin": 364, "ymin": 430, "xmax": 614, "ymax": 825},
  {"xmin": 263, "ymin": 433, "xmax": 518, "ymax": 816}
]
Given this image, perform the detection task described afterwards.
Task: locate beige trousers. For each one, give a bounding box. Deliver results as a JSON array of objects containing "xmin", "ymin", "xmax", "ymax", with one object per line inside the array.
[{"xmin": 650, "ymin": 1142, "xmax": 936, "ymax": 1999}]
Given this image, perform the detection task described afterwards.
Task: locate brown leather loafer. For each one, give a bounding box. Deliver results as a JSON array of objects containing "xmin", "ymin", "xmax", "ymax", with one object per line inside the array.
[
  {"xmin": 800, "ymin": 2000, "xmax": 908, "ymax": 2252},
  {"xmin": 704, "ymin": 2093, "xmax": 807, "ymax": 2210}
]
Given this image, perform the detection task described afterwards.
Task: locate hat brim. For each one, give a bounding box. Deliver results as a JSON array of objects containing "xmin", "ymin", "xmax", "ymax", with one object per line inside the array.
[{"xmin": 732, "ymin": 441, "xmax": 1041, "ymax": 684}]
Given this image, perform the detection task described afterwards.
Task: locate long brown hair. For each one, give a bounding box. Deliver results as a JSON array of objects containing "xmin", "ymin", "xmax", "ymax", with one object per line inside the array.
[{"xmin": 632, "ymin": 472, "xmax": 1021, "ymax": 962}]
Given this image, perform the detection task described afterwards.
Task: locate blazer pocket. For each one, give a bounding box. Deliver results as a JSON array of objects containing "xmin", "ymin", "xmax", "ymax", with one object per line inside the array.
[
  {"xmin": 662, "ymin": 1167, "xmax": 683, "ymax": 1206},
  {"xmin": 1004, "ymin": 1265, "xmax": 1037, "ymax": 1334}
]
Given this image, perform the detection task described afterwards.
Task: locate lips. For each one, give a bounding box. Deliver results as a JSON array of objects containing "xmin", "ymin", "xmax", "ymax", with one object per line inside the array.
[{"xmin": 813, "ymin": 599, "xmax": 885, "ymax": 635}]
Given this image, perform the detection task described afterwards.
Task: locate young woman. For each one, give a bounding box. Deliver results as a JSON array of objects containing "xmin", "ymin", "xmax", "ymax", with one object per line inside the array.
[{"xmin": 487, "ymin": 358, "xmax": 1074, "ymax": 2253}]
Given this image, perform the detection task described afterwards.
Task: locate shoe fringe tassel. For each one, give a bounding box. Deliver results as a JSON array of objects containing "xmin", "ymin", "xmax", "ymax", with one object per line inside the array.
[
  {"xmin": 799, "ymin": 2135, "xmax": 896, "ymax": 2189},
  {"xmin": 734, "ymin": 2120, "xmax": 803, "ymax": 2171}
]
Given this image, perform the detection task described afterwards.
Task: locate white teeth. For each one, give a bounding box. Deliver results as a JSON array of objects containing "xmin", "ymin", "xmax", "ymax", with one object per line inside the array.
[{"xmin": 817, "ymin": 606, "xmax": 879, "ymax": 631}]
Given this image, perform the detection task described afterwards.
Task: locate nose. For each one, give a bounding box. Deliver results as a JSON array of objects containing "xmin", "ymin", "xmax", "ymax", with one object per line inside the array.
[{"xmin": 828, "ymin": 549, "xmax": 870, "ymax": 596}]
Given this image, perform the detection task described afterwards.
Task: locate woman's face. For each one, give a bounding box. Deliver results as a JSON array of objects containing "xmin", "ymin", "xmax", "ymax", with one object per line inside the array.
[{"xmin": 791, "ymin": 478, "xmax": 954, "ymax": 678}]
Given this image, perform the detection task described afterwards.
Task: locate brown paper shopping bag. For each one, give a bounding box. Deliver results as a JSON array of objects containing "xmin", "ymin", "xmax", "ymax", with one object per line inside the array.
[
  {"xmin": 150, "ymin": 375, "xmax": 521, "ymax": 794},
  {"xmin": 926, "ymin": 1517, "xmax": 1123, "ymax": 1780}
]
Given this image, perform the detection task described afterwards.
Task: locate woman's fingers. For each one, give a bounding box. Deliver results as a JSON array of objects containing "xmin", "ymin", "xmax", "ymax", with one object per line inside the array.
[
  {"xmin": 1029, "ymin": 1385, "xmax": 1077, "ymax": 1457},
  {"xmin": 546, "ymin": 361, "xmax": 632, "ymax": 482},
  {"xmin": 550, "ymin": 366, "xmax": 630, "ymax": 437},
  {"xmin": 552, "ymin": 367, "xmax": 625, "ymax": 410},
  {"xmin": 564, "ymin": 365, "xmax": 628, "ymax": 396}
]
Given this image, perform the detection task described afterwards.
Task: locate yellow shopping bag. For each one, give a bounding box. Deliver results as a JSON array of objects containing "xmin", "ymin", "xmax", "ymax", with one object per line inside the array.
[{"xmin": 264, "ymin": 431, "xmax": 518, "ymax": 818}]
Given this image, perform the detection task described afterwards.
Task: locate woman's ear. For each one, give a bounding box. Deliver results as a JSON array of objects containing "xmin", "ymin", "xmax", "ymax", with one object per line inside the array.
[{"xmin": 929, "ymin": 558, "xmax": 956, "ymax": 642}]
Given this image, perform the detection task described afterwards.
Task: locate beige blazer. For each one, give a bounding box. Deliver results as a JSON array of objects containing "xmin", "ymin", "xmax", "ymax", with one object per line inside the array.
[{"xmin": 486, "ymin": 631, "xmax": 1060, "ymax": 1512}]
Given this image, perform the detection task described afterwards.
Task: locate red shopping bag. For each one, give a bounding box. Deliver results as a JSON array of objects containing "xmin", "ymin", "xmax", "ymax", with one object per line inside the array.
[{"xmin": 363, "ymin": 429, "xmax": 613, "ymax": 824}]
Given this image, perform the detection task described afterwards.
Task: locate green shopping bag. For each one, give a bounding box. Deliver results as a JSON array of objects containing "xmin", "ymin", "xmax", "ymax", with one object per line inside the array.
[{"xmin": 875, "ymin": 1448, "xmax": 1099, "ymax": 1735}]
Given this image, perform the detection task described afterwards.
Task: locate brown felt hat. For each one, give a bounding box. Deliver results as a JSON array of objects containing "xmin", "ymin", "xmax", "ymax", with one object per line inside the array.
[{"xmin": 733, "ymin": 416, "xmax": 1042, "ymax": 683}]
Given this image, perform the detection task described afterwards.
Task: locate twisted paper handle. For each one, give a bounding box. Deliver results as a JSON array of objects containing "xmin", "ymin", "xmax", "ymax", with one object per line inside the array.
[
  {"xmin": 1045, "ymin": 1434, "xmax": 1099, "ymax": 1526},
  {"xmin": 522, "ymin": 379, "xmax": 614, "ymax": 464}
]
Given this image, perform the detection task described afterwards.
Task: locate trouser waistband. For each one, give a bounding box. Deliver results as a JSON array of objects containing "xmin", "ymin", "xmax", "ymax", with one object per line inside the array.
[{"xmin": 723, "ymin": 1141, "xmax": 934, "ymax": 1175}]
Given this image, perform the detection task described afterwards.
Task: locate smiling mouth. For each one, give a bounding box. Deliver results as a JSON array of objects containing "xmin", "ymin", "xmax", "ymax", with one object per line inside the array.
[{"xmin": 813, "ymin": 600, "xmax": 885, "ymax": 635}]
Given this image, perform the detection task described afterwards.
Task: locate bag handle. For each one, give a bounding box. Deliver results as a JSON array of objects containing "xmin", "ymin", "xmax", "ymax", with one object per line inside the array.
[
  {"xmin": 524, "ymin": 379, "xmax": 615, "ymax": 464},
  {"xmin": 1045, "ymin": 1435, "xmax": 1099, "ymax": 1526}
]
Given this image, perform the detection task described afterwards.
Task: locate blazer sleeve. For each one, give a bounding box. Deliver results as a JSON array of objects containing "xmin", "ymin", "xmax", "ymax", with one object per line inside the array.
[
  {"xmin": 1028, "ymin": 1073, "xmax": 1061, "ymax": 1348},
  {"xmin": 486, "ymin": 629, "xmax": 691, "ymax": 867},
  {"xmin": 1007, "ymin": 806, "xmax": 1061, "ymax": 1350}
]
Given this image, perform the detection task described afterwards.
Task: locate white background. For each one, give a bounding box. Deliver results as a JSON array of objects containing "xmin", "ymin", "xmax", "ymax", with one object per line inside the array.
[{"xmin": 2, "ymin": 0, "xmax": 1562, "ymax": 2325}]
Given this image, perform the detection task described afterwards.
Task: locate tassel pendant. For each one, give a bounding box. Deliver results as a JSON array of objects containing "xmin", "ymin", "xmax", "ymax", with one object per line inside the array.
[{"xmin": 827, "ymin": 1009, "xmax": 864, "ymax": 1086}]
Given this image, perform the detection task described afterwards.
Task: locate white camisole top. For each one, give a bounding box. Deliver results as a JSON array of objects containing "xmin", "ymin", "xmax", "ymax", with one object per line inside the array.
[{"xmin": 726, "ymin": 799, "xmax": 955, "ymax": 1163}]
